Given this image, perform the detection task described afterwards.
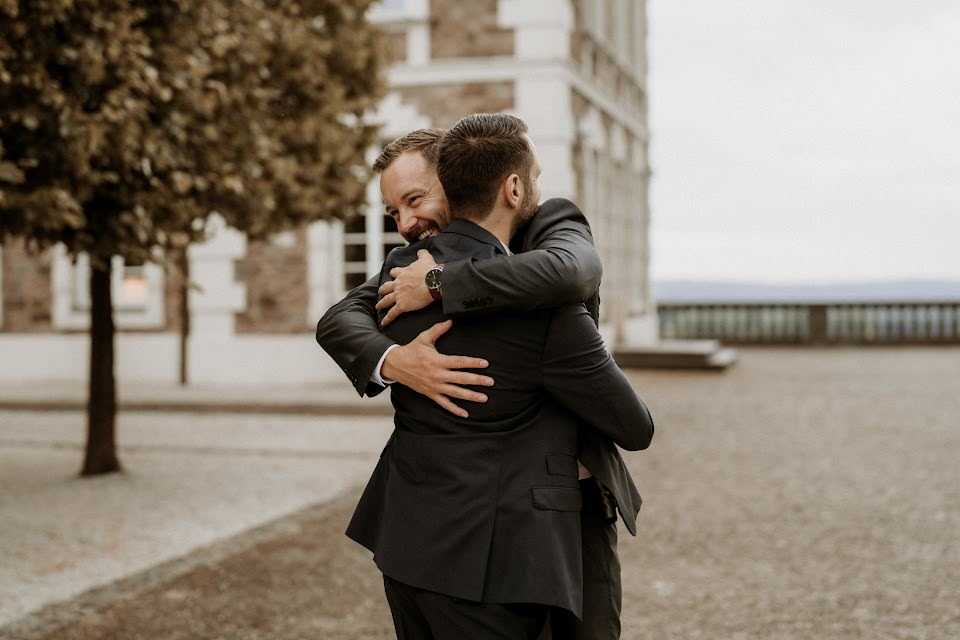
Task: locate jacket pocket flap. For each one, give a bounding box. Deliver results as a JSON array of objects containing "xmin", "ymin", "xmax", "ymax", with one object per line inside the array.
[
  {"xmin": 531, "ymin": 486, "xmax": 582, "ymax": 512},
  {"xmin": 545, "ymin": 453, "xmax": 578, "ymax": 478}
]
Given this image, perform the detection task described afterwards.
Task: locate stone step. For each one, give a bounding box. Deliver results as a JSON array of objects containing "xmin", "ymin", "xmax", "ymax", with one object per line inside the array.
[{"xmin": 613, "ymin": 339, "xmax": 738, "ymax": 370}]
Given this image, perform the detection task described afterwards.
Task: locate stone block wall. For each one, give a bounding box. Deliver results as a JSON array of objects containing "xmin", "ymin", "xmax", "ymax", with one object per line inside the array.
[
  {"xmin": 234, "ymin": 229, "xmax": 310, "ymax": 334},
  {"xmin": 398, "ymin": 81, "xmax": 514, "ymax": 128},
  {"xmin": 1, "ymin": 239, "xmax": 52, "ymax": 332},
  {"xmin": 386, "ymin": 30, "xmax": 407, "ymax": 65},
  {"xmin": 430, "ymin": 0, "xmax": 513, "ymax": 59}
]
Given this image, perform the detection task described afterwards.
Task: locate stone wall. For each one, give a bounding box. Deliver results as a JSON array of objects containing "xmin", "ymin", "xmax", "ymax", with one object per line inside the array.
[
  {"xmin": 1, "ymin": 240, "xmax": 52, "ymax": 332},
  {"xmin": 397, "ymin": 81, "xmax": 513, "ymax": 128},
  {"xmin": 234, "ymin": 229, "xmax": 310, "ymax": 334},
  {"xmin": 430, "ymin": 0, "xmax": 513, "ymax": 59},
  {"xmin": 385, "ymin": 30, "xmax": 407, "ymax": 65}
]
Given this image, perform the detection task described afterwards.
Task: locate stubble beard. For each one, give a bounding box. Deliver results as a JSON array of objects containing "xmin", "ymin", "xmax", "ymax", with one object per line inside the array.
[{"xmin": 518, "ymin": 180, "xmax": 538, "ymax": 223}]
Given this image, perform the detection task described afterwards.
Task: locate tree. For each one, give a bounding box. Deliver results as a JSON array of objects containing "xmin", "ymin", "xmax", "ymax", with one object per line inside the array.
[
  {"xmin": 0, "ymin": 0, "xmax": 384, "ymax": 475},
  {"xmin": 150, "ymin": 0, "xmax": 384, "ymax": 385}
]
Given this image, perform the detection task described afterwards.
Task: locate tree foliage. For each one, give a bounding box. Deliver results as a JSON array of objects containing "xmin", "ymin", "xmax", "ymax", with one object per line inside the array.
[
  {"xmin": 0, "ymin": 0, "xmax": 384, "ymax": 263},
  {"xmin": 0, "ymin": 0, "xmax": 385, "ymax": 476}
]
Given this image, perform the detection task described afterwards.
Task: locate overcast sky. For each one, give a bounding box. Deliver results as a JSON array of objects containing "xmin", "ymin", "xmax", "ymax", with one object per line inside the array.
[{"xmin": 648, "ymin": 0, "xmax": 960, "ymax": 283}]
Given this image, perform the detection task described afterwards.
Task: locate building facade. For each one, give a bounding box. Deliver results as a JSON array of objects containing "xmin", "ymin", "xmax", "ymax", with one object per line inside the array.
[{"xmin": 0, "ymin": 0, "xmax": 653, "ymax": 386}]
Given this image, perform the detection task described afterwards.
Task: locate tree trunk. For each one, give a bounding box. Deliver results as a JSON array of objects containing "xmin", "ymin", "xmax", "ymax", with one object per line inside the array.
[
  {"xmin": 81, "ymin": 259, "xmax": 122, "ymax": 476},
  {"xmin": 178, "ymin": 248, "xmax": 190, "ymax": 386}
]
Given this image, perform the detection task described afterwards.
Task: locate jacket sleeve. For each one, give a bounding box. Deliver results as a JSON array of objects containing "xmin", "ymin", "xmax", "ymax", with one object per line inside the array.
[
  {"xmin": 542, "ymin": 304, "xmax": 654, "ymax": 451},
  {"xmin": 439, "ymin": 198, "xmax": 602, "ymax": 315},
  {"xmin": 315, "ymin": 274, "xmax": 396, "ymax": 398}
]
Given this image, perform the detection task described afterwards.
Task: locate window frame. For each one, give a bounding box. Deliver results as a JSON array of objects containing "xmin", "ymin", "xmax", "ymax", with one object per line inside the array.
[{"xmin": 51, "ymin": 245, "xmax": 166, "ymax": 330}]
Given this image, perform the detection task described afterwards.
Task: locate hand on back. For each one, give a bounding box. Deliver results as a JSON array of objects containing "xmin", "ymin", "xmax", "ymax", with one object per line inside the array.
[{"xmin": 381, "ymin": 320, "xmax": 495, "ymax": 418}]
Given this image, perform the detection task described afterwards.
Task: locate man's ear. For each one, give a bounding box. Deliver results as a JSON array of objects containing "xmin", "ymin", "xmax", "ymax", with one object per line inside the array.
[{"xmin": 504, "ymin": 173, "xmax": 523, "ymax": 210}]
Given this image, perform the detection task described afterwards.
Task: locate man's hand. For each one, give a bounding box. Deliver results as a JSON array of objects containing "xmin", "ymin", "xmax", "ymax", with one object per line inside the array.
[
  {"xmin": 376, "ymin": 249, "xmax": 438, "ymax": 327},
  {"xmin": 381, "ymin": 320, "xmax": 494, "ymax": 418}
]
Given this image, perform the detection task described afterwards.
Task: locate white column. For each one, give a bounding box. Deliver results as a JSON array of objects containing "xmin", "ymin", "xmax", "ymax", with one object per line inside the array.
[
  {"xmin": 0, "ymin": 246, "xmax": 4, "ymax": 329},
  {"xmin": 631, "ymin": 139, "xmax": 647, "ymax": 316},
  {"xmin": 578, "ymin": 106, "xmax": 606, "ymax": 225},
  {"xmin": 365, "ymin": 136, "xmax": 384, "ymax": 281},
  {"xmin": 590, "ymin": 0, "xmax": 607, "ymax": 44},
  {"xmin": 365, "ymin": 208, "xmax": 384, "ymax": 279},
  {"xmin": 515, "ymin": 76, "xmax": 576, "ymax": 199},
  {"xmin": 307, "ymin": 219, "xmax": 344, "ymax": 323},
  {"xmin": 499, "ymin": 0, "xmax": 577, "ymax": 200},
  {"xmin": 595, "ymin": 151, "xmax": 610, "ymax": 322},
  {"xmin": 625, "ymin": 133, "xmax": 658, "ymax": 345},
  {"xmin": 580, "ymin": 145, "xmax": 597, "ymax": 236},
  {"xmin": 186, "ymin": 214, "xmax": 248, "ymax": 383},
  {"xmin": 633, "ymin": 0, "xmax": 648, "ymax": 84},
  {"xmin": 187, "ymin": 214, "xmax": 246, "ymax": 339},
  {"xmin": 329, "ymin": 220, "xmax": 345, "ymax": 299},
  {"xmin": 615, "ymin": 0, "xmax": 631, "ymax": 67},
  {"xmin": 406, "ymin": 0, "xmax": 430, "ymax": 65}
]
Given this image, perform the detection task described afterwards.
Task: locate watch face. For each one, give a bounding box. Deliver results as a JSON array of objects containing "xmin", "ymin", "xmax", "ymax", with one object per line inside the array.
[{"xmin": 426, "ymin": 268, "xmax": 442, "ymax": 290}]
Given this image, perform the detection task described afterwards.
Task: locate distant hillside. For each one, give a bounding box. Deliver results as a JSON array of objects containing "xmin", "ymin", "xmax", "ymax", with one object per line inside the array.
[{"xmin": 653, "ymin": 279, "xmax": 960, "ymax": 303}]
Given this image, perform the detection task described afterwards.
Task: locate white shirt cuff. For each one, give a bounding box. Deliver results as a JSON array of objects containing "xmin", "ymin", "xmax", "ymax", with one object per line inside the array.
[{"xmin": 370, "ymin": 344, "xmax": 400, "ymax": 387}]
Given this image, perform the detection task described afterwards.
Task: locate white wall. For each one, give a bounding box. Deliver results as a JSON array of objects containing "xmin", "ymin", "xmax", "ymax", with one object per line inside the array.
[
  {"xmin": 0, "ymin": 334, "xmax": 178, "ymax": 383},
  {"xmin": 0, "ymin": 333, "xmax": 345, "ymax": 385}
]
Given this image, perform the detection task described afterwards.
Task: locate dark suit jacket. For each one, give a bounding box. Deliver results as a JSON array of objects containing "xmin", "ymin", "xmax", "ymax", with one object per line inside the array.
[
  {"xmin": 316, "ymin": 198, "xmax": 647, "ymax": 535},
  {"xmin": 345, "ymin": 219, "xmax": 654, "ymax": 617}
]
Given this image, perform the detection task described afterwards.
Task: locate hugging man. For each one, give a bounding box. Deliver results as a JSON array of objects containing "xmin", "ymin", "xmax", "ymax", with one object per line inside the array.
[{"xmin": 317, "ymin": 114, "xmax": 654, "ymax": 639}]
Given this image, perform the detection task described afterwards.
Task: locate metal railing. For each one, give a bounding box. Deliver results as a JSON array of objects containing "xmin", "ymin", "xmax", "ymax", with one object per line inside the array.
[{"xmin": 657, "ymin": 301, "xmax": 960, "ymax": 345}]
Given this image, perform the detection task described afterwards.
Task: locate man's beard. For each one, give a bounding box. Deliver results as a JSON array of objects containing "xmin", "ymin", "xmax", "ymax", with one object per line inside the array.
[
  {"xmin": 509, "ymin": 181, "xmax": 539, "ymax": 240},
  {"xmin": 518, "ymin": 178, "xmax": 538, "ymax": 223}
]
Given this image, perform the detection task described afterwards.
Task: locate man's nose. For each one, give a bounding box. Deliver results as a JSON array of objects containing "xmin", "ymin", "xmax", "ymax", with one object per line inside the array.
[{"xmin": 397, "ymin": 210, "xmax": 418, "ymax": 235}]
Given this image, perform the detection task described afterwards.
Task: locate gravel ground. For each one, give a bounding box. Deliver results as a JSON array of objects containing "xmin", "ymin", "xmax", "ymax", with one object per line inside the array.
[
  {"xmin": 2, "ymin": 347, "xmax": 958, "ymax": 639},
  {"xmin": 622, "ymin": 347, "xmax": 960, "ymax": 639}
]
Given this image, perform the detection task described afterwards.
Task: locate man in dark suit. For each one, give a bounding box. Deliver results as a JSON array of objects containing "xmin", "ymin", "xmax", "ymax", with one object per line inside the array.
[
  {"xmin": 328, "ymin": 112, "xmax": 653, "ymax": 639},
  {"xmin": 317, "ymin": 121, "xmax": 651, "ymax": 639}
]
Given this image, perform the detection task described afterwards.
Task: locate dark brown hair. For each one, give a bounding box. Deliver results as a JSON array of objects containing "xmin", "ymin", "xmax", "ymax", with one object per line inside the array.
[
  {"xmin": 372, "ymin": 128, "xmax": 446, "ymax": 173},
  {"xmin": 437, "ymin": 113, "xmax": 532, "ymax": 220}
]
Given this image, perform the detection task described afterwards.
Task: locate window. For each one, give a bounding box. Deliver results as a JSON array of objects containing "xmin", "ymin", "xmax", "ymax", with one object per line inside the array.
[
  {"xmin": 382, "ymin": 213, "xmax": 405, "ymax": 258},
  {"xmin": 342, "ymin": 131, "xmax": 417, "ymax": 293},
  {"xmin": 341, "ymin": 211, "xmax": 406, "ymax": 291},
  {"xmin": 368, "ymin": 0, "xmax": 428, "ymax": 23},
  {"xmin": 343, "ymin": 214, "xmax": 369, "ymax": 291},
  {"xmin": 52, "ymin": 246, "xmax": 165, "ymax": 330}
]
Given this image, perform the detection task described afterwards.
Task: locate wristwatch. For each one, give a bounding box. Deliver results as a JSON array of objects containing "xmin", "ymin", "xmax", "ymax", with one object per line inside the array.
[{"xmin": 425, "ymin": 264, "xmax": 444, "ymax": 301}]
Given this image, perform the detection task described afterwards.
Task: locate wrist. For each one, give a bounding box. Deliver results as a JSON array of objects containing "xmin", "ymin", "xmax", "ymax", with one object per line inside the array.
[
  {"xmin": 375, "ymin": 344, "xmax": 400, "ymax": 386},
  {"xmin": 425, "ymin": 264, "xmax": 445, "ymax": 301},
  {"xmin": 381, "ymin": 346, "xmax": 400, "ymax": 381}
]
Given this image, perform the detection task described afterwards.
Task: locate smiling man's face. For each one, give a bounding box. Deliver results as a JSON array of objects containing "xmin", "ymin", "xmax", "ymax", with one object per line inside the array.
[{"xmin": 380, "ymin": 150, "xmax": 450, "ymax": 243}]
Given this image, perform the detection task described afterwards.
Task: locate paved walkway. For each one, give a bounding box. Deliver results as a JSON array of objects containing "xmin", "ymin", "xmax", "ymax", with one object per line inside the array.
[
  {"xmin": 0, "ymin": 379, "xmax": 391, "ymax": 415},
  {"xmin": 0, "ymin": 410, "xmax": 394, "ymax": 631},
  {"xmin": 2, "ymin": 347, "xmax": 959, "ymax": 639}
]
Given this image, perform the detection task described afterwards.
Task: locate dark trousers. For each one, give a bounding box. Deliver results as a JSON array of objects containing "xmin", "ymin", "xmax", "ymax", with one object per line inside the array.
[
  {"xmin": 545, "ymin": 478, "xmax": 623, "ymax": 640},
  {"xmin": 383, "ymin": 574, "xmax": 549, "ymax": 640}
]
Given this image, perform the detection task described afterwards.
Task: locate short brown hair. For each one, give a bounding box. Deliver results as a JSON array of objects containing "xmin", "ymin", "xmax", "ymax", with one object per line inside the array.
[
  {"xmin": 437, "ymin": 113, "xmax": 532, "ymax": 220},
  {"xmin": 372, "ymin": 128, "xmax": 446, "ymax": 173}
]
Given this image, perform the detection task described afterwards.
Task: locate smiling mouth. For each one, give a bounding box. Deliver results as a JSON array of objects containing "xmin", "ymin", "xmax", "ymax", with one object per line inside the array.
[{"xmin": 415, "ymin": 227, "xmax": 439, "ymax": 242}]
